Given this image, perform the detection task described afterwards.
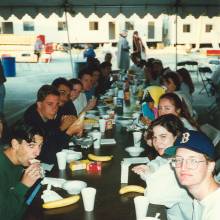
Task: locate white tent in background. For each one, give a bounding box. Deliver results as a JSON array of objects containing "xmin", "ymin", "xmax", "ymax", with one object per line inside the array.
[
  {"xmin": 0, "ymin": 0, "xmax": 220, "ymax": 19},
  {"xmin": 1, "ymin": 0, "xmax": 220, "ymax": 72}
]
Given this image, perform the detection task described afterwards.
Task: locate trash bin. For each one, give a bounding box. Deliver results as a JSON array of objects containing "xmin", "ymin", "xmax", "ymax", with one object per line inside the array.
[{"xmin": 1, "ymin": 56, "xmax": 16, "ymax": 77}]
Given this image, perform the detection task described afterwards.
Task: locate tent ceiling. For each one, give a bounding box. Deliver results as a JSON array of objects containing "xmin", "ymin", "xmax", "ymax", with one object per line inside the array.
[{"xmin": 0, "ymin": 0, "xmax": 220, "ymax": 19}]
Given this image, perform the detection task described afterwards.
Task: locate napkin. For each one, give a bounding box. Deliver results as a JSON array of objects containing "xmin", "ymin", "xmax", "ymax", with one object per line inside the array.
[
  {"xmin": 41, "ymin": 189, "xmax": 63, "ymax": 203},
  {"xmin": 101, "ymin": 139, "xmax": 116, "ymax": 145},
  {"xmin": 41, "ymin": 163, "xmax": 54, "ymax": 172},
  {"xmin": 41, "ymin": 177, "xmax": 66, "ymax": 188},
  {"xmin": 62, "ymin": 149, "xmax": 82, "ymax": 157},
  {"xmin": 123, "ymin": 157, "xmax": 149, "ymax": 165}
]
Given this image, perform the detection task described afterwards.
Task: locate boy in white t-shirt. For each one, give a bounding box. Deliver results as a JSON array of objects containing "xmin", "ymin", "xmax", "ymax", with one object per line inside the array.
[{"xmin": 168, "ymin": 130, "xmax": 220, "ymax": 220}]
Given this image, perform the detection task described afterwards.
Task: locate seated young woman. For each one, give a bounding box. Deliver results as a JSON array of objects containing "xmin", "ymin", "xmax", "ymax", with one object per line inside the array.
[
  {"xmin": 161, "ymin": 71, "xmax": 194, "ymax": 118},
  {"xmin": 177, "ymin": 68, "xmax": 195, "ymax": 102},
  {"xmin": 132, "ymin": 114, "xmax": 193, "ymax": 220},
  {"xmin": 158, "ymin": 92, "xmax": 198, "ymax": 130}
]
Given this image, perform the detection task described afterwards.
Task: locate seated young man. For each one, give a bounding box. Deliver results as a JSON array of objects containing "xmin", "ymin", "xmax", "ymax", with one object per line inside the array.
[
  {"xmin": 74, "ymin": 69, "xmax": 96, "ymax": 115},
  {"xmin": 52, "ymin": 77, "xmax": 72, "ymax": 107},
  {"xmin": 0, "ymin": 122, "xmax": 43, "ymax": 220},
  {"xmin": 170, "ymin": 130, "xmax": 220, "ymax": 220},
  {"xmin": 96, "ymin": 61, "xmax": 113, "ymax": 95},
  {"xmin": 23, "ymin": 85, "xmax": 83, "ymax": 164}
]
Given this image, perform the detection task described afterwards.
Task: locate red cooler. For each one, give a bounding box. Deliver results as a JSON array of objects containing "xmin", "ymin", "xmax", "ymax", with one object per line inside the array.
[{"xmin": 45, "ymin": 43, "xmax": 54, "ymax": 54}]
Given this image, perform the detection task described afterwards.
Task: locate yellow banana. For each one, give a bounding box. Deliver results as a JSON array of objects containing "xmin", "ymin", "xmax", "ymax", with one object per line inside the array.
[
  {"xmin": 88, "ymin": 153, "xmax": 113, "ymax": 162},
  {"xmin": 42, "ymin": 195, "xmax": 80, "ymax": 209},
  {"xmin": 119, "ymin": 185, "xmax": 145, "ymax": 195}
]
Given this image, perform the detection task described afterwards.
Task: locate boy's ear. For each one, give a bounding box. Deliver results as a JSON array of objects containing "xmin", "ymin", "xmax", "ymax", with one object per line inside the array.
[
  {"xmin": 11, "ymin": 139, "xmax": 20, "ymax": 150},
  {"xmin": 208, "ymin": 161, "xmax": 215, "ymax": 175},
  {"xmin": 37, "ymin": 101, "xmax": 41, "ymax": 110}
]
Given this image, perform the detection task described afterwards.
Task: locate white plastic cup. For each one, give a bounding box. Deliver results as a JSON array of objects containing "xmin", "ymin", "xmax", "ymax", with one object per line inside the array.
[
  {"xmin": 108, "ymin": 88, "xmax": 114, "ymax": 95},
  {"xmin": 56, "ymin": 152, "xmax": 66, "ymax": 170},
  {"xmin": 92, "ymin": 131, "xmax": 102, "ymax": 149},
  {"xmin": 134, "ymin": 196, "xmax": 149, "ymax": 220},
  {"xmin": 99, "ymin": 119, "xmax": 106, "ymax": 133},
  {"xmin": 114, "ymin": 88, "xmax": 118, "ymax": 96},
  {"xmin": 81, "ymin": 187, "xmax": 96, "ymax": 212},
  {"xmin": 113, "ymin": 96, "xmax": 117, "ymax": 106},
  {"xmin": 133, "ymin": 131, "xmax": 142, "ymax": 146}
]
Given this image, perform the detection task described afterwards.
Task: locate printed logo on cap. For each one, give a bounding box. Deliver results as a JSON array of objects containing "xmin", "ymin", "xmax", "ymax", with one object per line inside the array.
[{"xmin": 180, "ymin": 132, "xmax": 190, "ymax": 144}]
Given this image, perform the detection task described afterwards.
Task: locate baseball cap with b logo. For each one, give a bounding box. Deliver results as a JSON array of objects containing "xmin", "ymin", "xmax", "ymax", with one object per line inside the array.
[{"xmin": 165, "ymin": 130, "xmax": 216, "ymax": 160}]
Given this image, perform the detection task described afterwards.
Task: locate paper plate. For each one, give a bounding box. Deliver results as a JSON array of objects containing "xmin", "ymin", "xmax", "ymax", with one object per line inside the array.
[{"xmin": 62, "ymin": 180, "xmax": 87, "ymax": 195}]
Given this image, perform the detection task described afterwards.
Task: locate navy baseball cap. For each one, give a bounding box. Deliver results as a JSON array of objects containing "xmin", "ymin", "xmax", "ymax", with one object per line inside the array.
[{"xmin": 165, "ymin": 130, "xmax": 216, "ymax": 160}]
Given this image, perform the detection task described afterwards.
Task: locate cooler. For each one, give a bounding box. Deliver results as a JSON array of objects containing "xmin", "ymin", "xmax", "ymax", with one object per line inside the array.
[{"xmin": 1, "ymin": 56, "xmax": 16, "ymax": 77}]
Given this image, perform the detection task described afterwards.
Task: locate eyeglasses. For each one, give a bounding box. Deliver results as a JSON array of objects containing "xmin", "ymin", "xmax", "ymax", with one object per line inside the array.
[{"xmin": 171, "ymin": 157, "xmax": 207, "ymax": 170}]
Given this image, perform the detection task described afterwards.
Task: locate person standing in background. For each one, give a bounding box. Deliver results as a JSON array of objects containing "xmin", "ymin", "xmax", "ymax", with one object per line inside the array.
[
  {"xmin": 34, "ymin": 37, "xmax": 43, "ymax": 62},
  {"xmin": 117, "ymin": 30, "xmax": 130, "ymax": 73},
  {"xmin": 83, "ymin": 44, "xmax": 96, "ymax": 61},
  {"xmin": 0, "ymin": 60, "xmax": 6, "ymax": 140},
  {"xmin": 104, "ymin": 52, "xmax": 112, "ymax": 64},
  {"xmin": 132, "ymin": 31, "xmax": 146, "ymax": 59},
  {"xmin": 0, "ymin": 59, "xmax": 6, "ymax": 116}
]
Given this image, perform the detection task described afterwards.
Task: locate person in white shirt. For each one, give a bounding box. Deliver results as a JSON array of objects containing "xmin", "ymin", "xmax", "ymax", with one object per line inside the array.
[
  {"xmin": 34, "ymin": 37, "xmax": 43, "ymax": 62},
  {"xmin": 117, "ymin": 30, "xmax": 130, "ymax": 72},
  {"xmin": 132, "ymin": 114, "xmax": 193, "ymax": 220},
  {"xmin": 69, "ymin": 78, "xmax": 96, "ymax": 116},
  {"xmin": 170, "ymin": 130, "xmax": 220, "ymax": 220}
]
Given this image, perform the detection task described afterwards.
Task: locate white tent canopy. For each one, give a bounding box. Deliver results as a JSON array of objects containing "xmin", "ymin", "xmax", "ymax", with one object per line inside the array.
[{"xmin": 0, "ymin": 0, "xmax": 220, "ymax": 19}]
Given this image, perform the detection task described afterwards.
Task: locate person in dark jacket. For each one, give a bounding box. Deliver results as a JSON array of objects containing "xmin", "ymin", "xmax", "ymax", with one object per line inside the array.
[
  {"xmin": 23, "ymin": 85, "xmax": 83, "ymax": 164},
  {"xmin": 96, "ymin": 61, "xmax": 113, "ymax": 95}
]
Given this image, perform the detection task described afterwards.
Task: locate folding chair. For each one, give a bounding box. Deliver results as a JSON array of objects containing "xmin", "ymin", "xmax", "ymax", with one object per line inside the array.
[
  {"xmin": 185, "ymin": 61, "xmax": 199, "ymax": 79},
  {"xmin": 177, "ymin": 61, "xmax": 199, "ymax": 80},
  {"xmin": 177, "ymin": 61, "xmax": 187, "ymax": 67},
  {"xmin": 200, "ymin": 123, "xmax": 220, "ymax": 147},
  {"xmin": 198, "ymin": 67, "xmax": 213, "ymax": 96}
]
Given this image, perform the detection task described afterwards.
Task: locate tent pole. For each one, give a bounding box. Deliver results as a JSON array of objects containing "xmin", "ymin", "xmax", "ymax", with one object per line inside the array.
[
  {"xmin": 175, "ymin": 3, "xmax": 178, "ymax": 71},
  {"xmin": 64, "ymin": 6, "xmax": 75, "ymax": 77}
]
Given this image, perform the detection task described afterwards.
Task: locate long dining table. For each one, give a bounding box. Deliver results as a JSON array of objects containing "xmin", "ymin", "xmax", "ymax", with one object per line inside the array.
[{"xmin": 24, "ymin": 107, "xmax": 167, "ymax": 220}]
